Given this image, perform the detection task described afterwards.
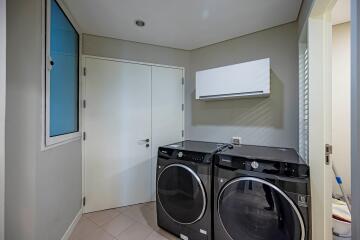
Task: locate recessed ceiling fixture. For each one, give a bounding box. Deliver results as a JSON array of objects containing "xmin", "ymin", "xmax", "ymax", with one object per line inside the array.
[{"xmin": 135, "ymin": 19, "xmax": 145, "ymax": 27}]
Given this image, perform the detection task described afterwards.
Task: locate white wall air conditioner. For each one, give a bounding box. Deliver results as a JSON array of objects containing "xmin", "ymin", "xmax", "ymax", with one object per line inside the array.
[{"xmin": 196, "ymin": 58, "xmax": 270, "ymax": 100}]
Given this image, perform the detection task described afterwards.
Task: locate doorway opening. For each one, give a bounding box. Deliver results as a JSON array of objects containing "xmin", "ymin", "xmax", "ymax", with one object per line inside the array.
[
  {"xmin": 331, "ymin": 0, "xmax": 352, "ymax": 239},
  {"xmin": 299, "ymin": 0, "xmax": 352, "ymax": 239}
]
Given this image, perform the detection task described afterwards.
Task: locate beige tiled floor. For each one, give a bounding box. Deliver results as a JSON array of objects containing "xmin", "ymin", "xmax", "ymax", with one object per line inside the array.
[{"xmin": 69, "ymin": 202, "xmax": 178, "ymax": 240}]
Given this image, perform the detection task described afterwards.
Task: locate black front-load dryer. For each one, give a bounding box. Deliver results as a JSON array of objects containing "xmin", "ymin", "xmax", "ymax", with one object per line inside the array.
[
  {"xmin": 156, "ymin": 140, "xmax": 226, "ymax": 240},
  {"xmin": 214, "ymin": 145, "xmax": 311, "ymax": 240}
]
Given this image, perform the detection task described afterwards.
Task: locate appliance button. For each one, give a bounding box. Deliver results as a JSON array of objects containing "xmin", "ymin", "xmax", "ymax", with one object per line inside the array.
[
  {"xmin": 251, "ymin": 161, "xmax": 259, "ymax": 169},
  {"xmin": 178, "ymin": 152, "xmax": 183, "ymax": 158}
]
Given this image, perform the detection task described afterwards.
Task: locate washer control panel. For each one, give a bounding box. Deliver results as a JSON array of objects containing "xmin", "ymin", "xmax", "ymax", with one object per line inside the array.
[{"xmin": 216, "ymin": 155, "xmax": 309, "ymax": 178}]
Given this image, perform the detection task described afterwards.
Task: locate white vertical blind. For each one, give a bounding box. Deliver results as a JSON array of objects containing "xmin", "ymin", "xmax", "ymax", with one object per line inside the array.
[{"xmin": 299, "ymin": 45, "xmax": 309, "ymax": 162}]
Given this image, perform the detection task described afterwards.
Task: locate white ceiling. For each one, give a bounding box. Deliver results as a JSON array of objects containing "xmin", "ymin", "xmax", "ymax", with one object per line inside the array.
[
  {"xmin": 64, "ymin": 0, "xmax": 302, "ymax": 50},
  {"xmin": 332, "ymin": 0, "xmax": 350, "ymax": 25}
]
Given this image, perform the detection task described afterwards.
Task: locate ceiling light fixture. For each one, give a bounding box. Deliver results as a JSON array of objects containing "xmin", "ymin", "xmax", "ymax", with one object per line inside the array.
[{"xmin": 135, "ymin": 19, "xmax": 145, "ymax": 27}]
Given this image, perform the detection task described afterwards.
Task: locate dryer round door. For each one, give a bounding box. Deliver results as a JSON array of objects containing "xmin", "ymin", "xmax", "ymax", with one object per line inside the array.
[
  {"xmin": 218, "ymin": 177, "xmax": 305, "ymax": 240},
  {"xmin": 157, "ymin": 164, "xmax": 206, "ymax": 224}
]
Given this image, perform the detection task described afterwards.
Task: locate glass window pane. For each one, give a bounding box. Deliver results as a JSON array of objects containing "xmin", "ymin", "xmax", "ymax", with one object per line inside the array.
[{"xmin": 49, "ymin": 0, "xmax": 79, "ymax": 137}]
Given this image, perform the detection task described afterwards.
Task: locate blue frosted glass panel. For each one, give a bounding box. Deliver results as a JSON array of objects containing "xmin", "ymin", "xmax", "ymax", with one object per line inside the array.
[{"xmin": 49, "ymin": 0, "xmax": 79, "ymax": 137}]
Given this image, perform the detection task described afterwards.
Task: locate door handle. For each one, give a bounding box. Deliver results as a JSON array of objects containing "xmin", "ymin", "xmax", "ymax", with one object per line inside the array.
[{"xmin": 140, "ymin": 139, "xmax": 150, "ymax": 143}]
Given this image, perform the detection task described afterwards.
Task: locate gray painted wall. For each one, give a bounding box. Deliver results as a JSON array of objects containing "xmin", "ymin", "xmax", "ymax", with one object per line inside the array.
[
  {"xmin": 83, "ymin": 23, "xmax": 299, "ymax": 148},
  {"xmin": 35, "ymin": 142, "xmax": 82, "ymax": 240},
  {"xmin": 82, "ymin": 34, "xmax": 191, "ymax": 75},
  {"xmin": 6, "ymin": 0, "xmax": 40, "ymax": 238},
  {"xmin": 187, "ymin": 23, "xmax": 299, "ymax": 148},
  {"xmin": 351, "ymin": 0, "xmax": 360, "ymax": 238},
  {"xmin": 6, "ymin": 0, "xmax": 82, "ymax": 240},
  {"xmin": 0, "ymin": 0, "xmax": 5, "ymax": 239}
]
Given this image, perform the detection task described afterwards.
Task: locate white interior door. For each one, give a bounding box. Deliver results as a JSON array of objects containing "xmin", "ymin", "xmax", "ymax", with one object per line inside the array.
[
  {"xmin": 84, "ymin": 57, "xmax": 152, "ymax": 213},
  {"xmin": 151, "ymin": 66, "xmax": 184, "ymax": 200}
]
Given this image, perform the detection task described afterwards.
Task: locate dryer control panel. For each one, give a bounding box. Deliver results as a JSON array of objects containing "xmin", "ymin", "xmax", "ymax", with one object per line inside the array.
[{"xmin": 158, "ymin": 148, "xmax": 213, "ymax": 164}]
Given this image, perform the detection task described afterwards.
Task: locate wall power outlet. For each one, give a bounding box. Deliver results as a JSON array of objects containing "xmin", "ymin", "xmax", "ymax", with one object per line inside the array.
[{"xmin": 232, "ymin": 136, "xmax": 242, "ymax": 145}]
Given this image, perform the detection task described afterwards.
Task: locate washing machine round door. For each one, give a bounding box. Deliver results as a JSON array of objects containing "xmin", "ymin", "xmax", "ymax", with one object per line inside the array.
[
  {"xmin": 157, "ymin": 164, "xmax": 206, "ymax": 224},
  {"xmin": 218, "ymin": 177, "xmax": 305, "ymax": 240}
]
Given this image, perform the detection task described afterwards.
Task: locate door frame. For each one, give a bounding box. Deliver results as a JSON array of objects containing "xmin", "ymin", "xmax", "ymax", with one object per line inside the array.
[
  {"xmin": 306, "ymin": 0, "xmax": 336, "ymax": 239},
  {"xmin": 0, "ymin": 0, "xmax": 5, "ymax": 238},
  {"xmin": 351, "ymin": 0, "xmax": 360, "ymax": 238},
  {"xmin": 81, "ymin": 55, "xmax": 185, "ymax": 211}
]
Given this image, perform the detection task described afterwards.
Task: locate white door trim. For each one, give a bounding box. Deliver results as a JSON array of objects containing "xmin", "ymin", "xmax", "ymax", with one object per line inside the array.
[
  {"xmin": 82, "ymin": 55, "xmax": 185, "ymax": 71},
  {"xmin": 351, "ymin": 0, "xmax": 360, "ymax": 238},
  {"xmin": 81, "ymin": 55, "xmax": 185, "ymax": 211}
]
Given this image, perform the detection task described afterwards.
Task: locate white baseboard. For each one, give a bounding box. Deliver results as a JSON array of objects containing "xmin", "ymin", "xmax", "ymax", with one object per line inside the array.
[{"xmin": 61, "ymin": 208, "xmax": 82, "ymax": 240}]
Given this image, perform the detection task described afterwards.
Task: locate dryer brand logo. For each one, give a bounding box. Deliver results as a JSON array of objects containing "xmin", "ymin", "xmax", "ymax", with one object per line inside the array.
[
  {"xmin": 251, "ymin": 161, "xmax": 259, "ymax": 169},
  {"xmin": 221, "ymin": 158, "xmax": 231, "ymax": 163},
  {"xmin": 298, "ymin": 195, "xmax": 308, "ymax": 207}
]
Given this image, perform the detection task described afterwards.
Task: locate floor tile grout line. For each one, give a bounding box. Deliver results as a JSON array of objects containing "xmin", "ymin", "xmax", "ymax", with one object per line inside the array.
[
  {"xmin": 83, "ymin": 209, "xmax": 123, "ymax": 228},
  {"xmin": 114, "ymin": 224, "xmax": 154, "ymax": 240},
  {"xmin": 105, "ymin": 215, "xmax": 136, "ymax": 239},
  {"xmin": 121, "ymin": 209, "xmax": 154, "ymax": 226},
  {"xmin": 111, "ymin": 206, "xmax": 164, "ymax": 239},
  {"xmin": 87, "ymin": 204, "xmax": 154, "ymax": 239},
  {"xmin": 73, "ymin": 216, "xmax": 117, "ymax": 240},
  {"xmin": 72, "ymin": 203, "xmax": 176, "ymax": 240}
]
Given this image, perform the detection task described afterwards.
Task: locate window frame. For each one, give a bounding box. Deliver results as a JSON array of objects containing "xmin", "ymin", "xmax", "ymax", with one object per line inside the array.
[
  {"xmin": 43, "ymin": 0, "xmax": 82, "ymax": 148},
  {"xmin": 298, "ymin": 24, "xmax": 309, "ymax": 163}
]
